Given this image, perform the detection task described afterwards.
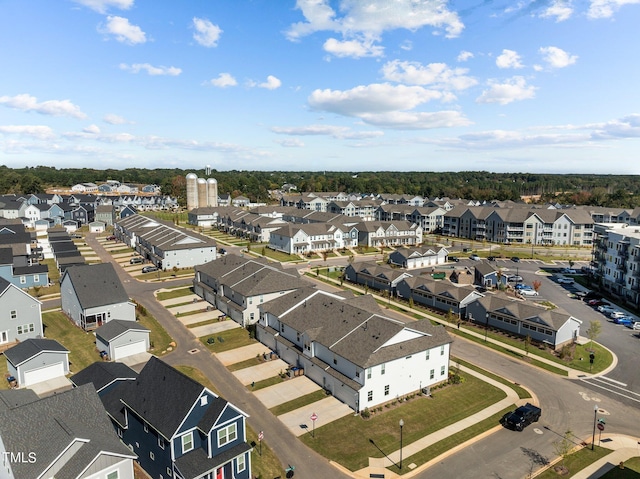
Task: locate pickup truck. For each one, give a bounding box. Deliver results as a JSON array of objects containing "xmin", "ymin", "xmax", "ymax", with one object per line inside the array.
[{"xmin": 500, "ymin": 403, "xmax": 541, "ymax": 431}]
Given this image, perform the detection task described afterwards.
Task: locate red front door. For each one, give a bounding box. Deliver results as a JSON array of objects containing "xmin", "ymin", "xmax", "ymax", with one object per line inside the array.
[{"xmin": 216, "ymin": 467, "xmax": 223, "ymax": 479}]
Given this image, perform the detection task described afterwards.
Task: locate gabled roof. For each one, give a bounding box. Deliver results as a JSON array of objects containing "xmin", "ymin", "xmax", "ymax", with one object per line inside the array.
[
  {"xmin": 62, "ymin": 263, "xmax": 130, "ymax": 309},
  {"xmin": 400, "ymin": 276, "xmax": 481, "ymax": 301},
  {"xmin": 95, "ymin": 319, "xmax": 149, "ymax": 342},
  {"xmin": 0, "ymin": 384, "xmax": 136, "ymax": 479},
  {"xmin": 474, "ymin": 261, "xmax": 498, "ymax": 277},
  {"xmin": 70, "ymin": 361, "xmax": 138, "ymax": 393},
  {"xmin": 4, "ymin": 338, "xmax": 68, "ymax": 367}
]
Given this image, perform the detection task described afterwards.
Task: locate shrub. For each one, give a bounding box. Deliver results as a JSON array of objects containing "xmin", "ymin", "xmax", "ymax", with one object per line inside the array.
[{"xmin": 361, "ymin": 407, "xmax": 371, "ymax": 419}]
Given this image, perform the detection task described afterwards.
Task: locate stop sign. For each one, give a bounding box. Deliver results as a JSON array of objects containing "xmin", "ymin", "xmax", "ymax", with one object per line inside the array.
[
  {"xmin": 597, "ymin": 423, "xmax": 605, "ymax": 431},
  {"xmin": 310, "ymin": 412, "xmax": 318, "ymax": 422}
]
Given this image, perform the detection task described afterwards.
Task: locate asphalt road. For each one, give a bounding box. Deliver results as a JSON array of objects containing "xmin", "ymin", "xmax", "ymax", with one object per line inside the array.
[{"xmin": 75, "ymin": 236, "xmax": 640, "ymax": 478}]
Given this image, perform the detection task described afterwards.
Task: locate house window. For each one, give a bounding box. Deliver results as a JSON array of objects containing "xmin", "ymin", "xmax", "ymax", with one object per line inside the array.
[
  {"xmin": 166, "ymin": 467, "xmax": 173, "ymax": 477},
  {"xmin": 440, "ymin": 345, "xmax": 445, "ymax": 356},
  {"xmin": 237, "ymin": 454, "xmax": 246, "ymax": 472},
  {"xmin": 182, "ymin": 432, "xmax": 194, "ymax": 453},
  {"xmin": 106, "ymin": 471, "xmax": 119, "ymax": 479},
  {"xmin": 10, "ymin": 311, "xmax": 16, "ymax": 320},
  {"xmin": 20, "ymin": 276, "xmax": 26, "ymax": 284},
  {"xmin": 425, "ymin": 350, "xmax": 430, "ymax": 360},
  {"xmin": 441, "ymin": 365, "xmax": 446, "ymax": 376},
  {"xmin": 367, "ymin": 368, "xmax": 372, "ymax": 379},
  {"xmin": 367, "ymin": 391, "xmax": 373, "ymax": 402},
  {"xmin": 144, "ymin": 423, "xmax": 148, "ymax": 433},
  {"xmin": 381, "ymin": 363, "xmax": 385, "ymax": 375},
  {"xmin": 150, "ymin": 451, "xmax": 155, "ymax": 460},
  {"xmin": 158, "ymin": 437, "xmax": 165, "ymax": 449},
  {"xmin": 28, "ymin": 324, "xmax": 34, "ymax": 332},
  {"xmin": 430, "ymin": 369, "xmax": 435, "ymax": 380},
  {"xmin": 34, "ymin": 275, "xmax": 39, "ymax": 283},
  {"xmin": 200, "ymin": 396, "xmax": 208, "ymax": 406},
  {"xmin": 384, "ymin": 385, "xmax": 389, "ymax": 396},
  {"xmin": 355, "ymin": 371, "xmax": 360, "ymax": 378},
  {"xmin": 17, "ymin": 326, "xmax": 23, "ymax": 335},
  {"xmin": 218, "ymin": 423, "xmax": 237, "ymax": 447}
]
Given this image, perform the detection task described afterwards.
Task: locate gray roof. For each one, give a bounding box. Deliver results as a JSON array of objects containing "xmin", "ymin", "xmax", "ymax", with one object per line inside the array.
[
  {"xmin": 264, "ymin": 289, "xmax": 452, "ymax": 369},
  {"xmin": 70, "ymin": 361, "xmax": 138, "ymax": 393},
  {"xmin": 62, "ymin": 263, "xmax": 130, "ymax": 309},
  {"xmin": 95, "ymin": 319, "xmax": 149, "ymax": 342},
  {"xmin": 0, "ymin": 389, "xmax": 39, "ymax": 412},
  {"xmin": 175, "ymin": 442, "xmax": 252, "ymax": 479},
  {"xmin": 0, "ymin": 384, "xmax": 135, "ymax": 479},
  {"xmin": 400, "ymin": 276, "xmax": 480, "ymax": 302},
  {"xmin": 4, "ymin": 338, "xmax": 68, "ymax": 367}
]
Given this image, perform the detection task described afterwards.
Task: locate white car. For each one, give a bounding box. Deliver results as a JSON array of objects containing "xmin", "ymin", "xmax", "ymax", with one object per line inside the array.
[
  {"xmin": 557, "ymin": 277, "xmax": 574, "ymax": 284},
  {"xmin": 609, "ymin": 311, "xmax": 626, "ymax": 319},
  {"xmin": 597, "ymin": 305, "xmax": 616, "ymax": 314},
  {"xmin": 520, "ymin": 289, "xmax": 539, "ymax": 296},
  {"xmin": 562, "ymin": 268, "xmax": 577, "ymax": 274}
]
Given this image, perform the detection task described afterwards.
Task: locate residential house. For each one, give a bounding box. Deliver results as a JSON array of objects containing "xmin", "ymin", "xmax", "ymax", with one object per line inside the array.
[
  {"xmin": 343, "ymin": 262, "xmax": 412, "ymax": 296},
  {"xmin": 388, "ymin": 245, "xmax": 449, "ymax": 269},
  {"xmin": 355, "ymin": 221, "xmax": 423, "ymax": 248},
  {"xmin": 193, "ymin": 254, "xmax": 302, "ymax": 327},
  {"xmin": 60, "ymin": 263, "xmax": 136, "ymax": 330},
  {"xmin": 268, "ymin": 222, "xmax": 355, "ymax": 255},
  {"xmin": 465, "ymin": 294, "xmax": 582, "ymax": 349},
  {"xmin": 0, "ymin": 277, "xmax": 43, "ymax": 350},
  {"xmin": 5, "ymin": 338, "xmax": 69, "ymax": 387},
  {"xmin": 0, "ymin": 247, "xmax": 49, "ymax": 289},
  {"xmin": 473, "ymin": 261, "xmax": 509, "ymax": 288},
  {"xmin": 256, "ymin": 288, "xmax": 452, "ymax": 411},
  {"xmin": 0, "ymin": 384, "xmax": 137, "ymax": 479},
  {"xmin": 71, "ymin": 182, "xmax": 99, "ymax": 193},
  {"xmin": 231, "ymin": 196, "xmax": 250, "ymax": 207},
  {"xmin": 70, "ymin": 361, "xmax": 138, "ymax": 396},
  {"xmin": 101, "ymin": 357, "xmax": 252, "ymax": 479},
  {"xmin": 396, "ymin": 276, "xmax": 483, "ymax": 317},
  {"xmin": 96, "ymin": 204, "xmax": 116, "ymax": 226}
]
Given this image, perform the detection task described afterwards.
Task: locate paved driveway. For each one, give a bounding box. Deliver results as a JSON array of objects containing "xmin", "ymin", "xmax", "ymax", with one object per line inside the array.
[
  {"xmin": 216, "ymin": 343, "xmax": 269, "ymax": 366},
  {"xmin": 254, "ymin": 376, "xmax": 321, "ymax": 409},
  {"xmin": 232, "ymin": 359, "xmax": 289, "ymax": 385},
  {"xmin": 278, "ymin": 396, "xmax": 353, "ymax": 437},
  {"xmin": 189, "ymin": 320, "xmax": 239, "ymax": 337}
]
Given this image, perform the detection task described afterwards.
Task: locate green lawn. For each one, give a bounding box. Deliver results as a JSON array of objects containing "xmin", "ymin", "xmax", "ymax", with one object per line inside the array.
[
  {"xmin": 452, "ymin": 357, "xmax": 532, "ymax": 399},
  {"xmin": 601, "ymin": 457, "xmax": 640, "ymax": 478},
  {"xmin": 136, "ymin": 304, "xmax": 173, "ymax": 355},
  {"xmin": 199, "ymin": 327, "xmax": 255, "ymax": 352},
  {"xmin": 301, "ymin": 373, "xmax": 507, "ymax": 471},
  {"xmin": 227, "ymin": 356, "xmax": 262, "ymax": 372},
  {"xmin": 0, "ymin": 356, "xmax": 9, "ymax": 390},
  {"xmin": 155, "ymin": 286, "xmax": 194, "ymax": 301},
  {"xmin": 42, "ymin": 311, "xmax": 99, "ymax": 373},
  {"xmin": 536, "ymin": 446, "xmax": 612, "ymax": 479}
]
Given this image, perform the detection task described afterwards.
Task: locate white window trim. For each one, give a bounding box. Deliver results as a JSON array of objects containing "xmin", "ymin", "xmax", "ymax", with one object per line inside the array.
[
  {"xmin": 237, "ymin": 454, "xmax": 246, "ymax": 472},
  {"xmin": 182, "ymin": 432, "xmax": 194, "ymax": 453},
  {"xmin": 217, "ymin": 423, "xmax": 237, "ymax": 447}
]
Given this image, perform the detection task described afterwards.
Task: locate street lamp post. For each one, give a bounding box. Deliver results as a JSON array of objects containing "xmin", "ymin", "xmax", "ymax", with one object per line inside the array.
[
  {"xmin": 399, "ymin": 419, "xmax": 404, "ymax": 470},
  {"xmin": 591, "ymin": 404, "xmax": 598, "ymax": 451}
]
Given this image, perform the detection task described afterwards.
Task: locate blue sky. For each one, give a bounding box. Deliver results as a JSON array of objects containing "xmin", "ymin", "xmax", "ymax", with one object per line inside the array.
[{"xmin": 1, "ymin": 0, "xmax": 640, "ymax": 174}]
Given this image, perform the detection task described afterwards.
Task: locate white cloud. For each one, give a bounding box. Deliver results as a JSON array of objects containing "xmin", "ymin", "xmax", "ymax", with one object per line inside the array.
[
  {"xmin": 539, "ymin": 46, "xmax": 578, "ymax": 69},
  {"xmin": 381, "ymin": 60, "xmax": 477, "ymax": 90},
  {"xmin": 119, "ymin": 63, "xmax": 182, "ymax": 76},
  {"xmin": 323, "ymin": 37, "xmax": 384, "ymax": 58},
  {"xmin": 0, "ymin": 94, "xmax": 87, "ymax": 119},
  {"xmin": 496, "ymin": 49, "xmax": 523, "ymax": 69},
  {"xmin": 207, "ymin": 73, "xmax": 237, "ymax": 88},
  {"xmin": 309, "ymin": 83, "xmax": 446, "ymax": 117},
  {"xmin": 476, "ymin": 76, "xmax": 537, "ymax": 105},
  {"xmin": 457, "ymin": 50, "xmax": 474, "ymax": 62},
  {"xmin": 0, "ymin": 125, "xmax": 55, "ymax": 139},
  {"xmin": 83, "ymin": 124, "xmax": 101, "ymax": 134},
  {"xmin": 275, "ymin": 138, "xmax": 305, "ymax": 147},
  {"xmin": 400, "ymin": 40, "xmax": 413, "ymax": 51},
  {"xmin": 540, "ymin": 0, "xmax": 574, "ymax": 21},
  {"xmin": 103, "ymin": 113, "xmax": 131, "ymax": 124},
  {"xmin": 101, "ymin": 16, "xmax": 146, "ymax": 44},
  {"xmin": 589, "ymin": 114, "xmax": 640, "ymax": 138},
  {"xmin": 588, "ymin": 0, "xmax": 640, "ymax": 18},
  {"xmin": 271, "ymin": 124, "xmax": 384, "ymax": 139},
  {"xmin": 192, "ymin": 17, "xmax": 222, "ymax": 47},
  {"xmin": 72, "ymin": 0, "xmax": 134, "ymax": 13},
  {"xmin": 358, "ymin": 110, "xmax": 472, "ymax": 129},
  {"xmin": 258, "ymin": 75, "xmax": 282, "ymax": 90}
]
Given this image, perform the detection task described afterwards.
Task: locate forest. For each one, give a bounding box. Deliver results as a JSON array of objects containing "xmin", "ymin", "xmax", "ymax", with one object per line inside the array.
[{"xmin": 1, "ymin": 165, "xmax": 639, "ymax": 209}]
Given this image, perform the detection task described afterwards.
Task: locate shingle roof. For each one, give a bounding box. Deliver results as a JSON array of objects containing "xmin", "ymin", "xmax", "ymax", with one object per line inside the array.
[
  {"xmin": 0, "ymin": 384, "xmax": 135, "ymax": 479},
  {"xmin": 70, "ymin": 361, "xmax": 138, "ymax": 393},
  {"xmin": 4, "ymin": 338, "xmax": 68, "ymax": 367},
  {"xmin": 175, "ymin": 442, "xmax": 252, "ymax": 479},
  {"xmin": 63, "ymin": 263, "xmax": 130, "ymax": 309},
  {"xmin": 95, "ymin": 319, "xmax": 149, "ymax": 342}
]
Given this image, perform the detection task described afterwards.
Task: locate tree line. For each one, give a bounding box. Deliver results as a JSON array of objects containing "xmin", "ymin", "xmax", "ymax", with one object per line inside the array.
[{"xmin": 1, "ymin": 166, "xmax": 639, "ymax": 208}]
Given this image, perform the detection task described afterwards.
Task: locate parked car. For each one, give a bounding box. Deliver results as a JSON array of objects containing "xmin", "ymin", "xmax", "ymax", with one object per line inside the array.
[
  {"xmin": 630, "ymin": 322, "xmax": 640, "ymax": 331},
  {"xmin": 130, "ymin": 257, "xmax": 144, "ymax": 265},
  {"xmin": 448, "ymin": 256, "xmax": 460, "ymax": 262},
  {"xmin": 142, "ymin": 265, "xmax": 158, "ymax": 273},
  {"xmin": 574, "ymin": 291, "xmax": 588, "ymax": 299},
  {"xmin": 557, "ymin": 277, "xmax": 574, "ymax": 284},
  {"xmin": 469, "ymin": 254, "xmax": 481, "ymax": 261},
  {"xmin": 218, "ymin": 248, "xmax": 227, "ymax": 255},
  {"xmin": 520, "ymin": 289, "xmax": 539, "ymax": 297},
  {"xmin": 583, "ymin": 291, "xmax": 602, "ymax": 301},
  {"xmin": 106, "ymin": 235, "xmax": 116, "ymax": 241},
  {"xmin": 614, "ymin": 317, "xmax": 634, "ymax": 326},
  {"xmin": 597, "ymin": 305, "xmax": 616, "ymax": 315},
  {"xmin": 609, "ymin": 311, "xmax": 626, "ymax": 319},
  {"xmin": 588, "ymin": 299, "xmax": 608, "ymax": 307},
  {"xmin": 561, "ymin": 268, "xmax": 577, "ymax": 274},
  {"xmin": 511, "ymin": 256, "xmax": 520, "ymax": 262},
  {"xmin": 487, "ymin": 256, "xmax": 496, "ymax": 261},
  {"xmin": 514, "ymin": 283, "xmax": 531, "ymax": 290},
  {"xmin": 508, "ymin": 275, "xmax": 523, "ymax": 283},
  {"xmin": 500, "ymin": 403, "xmax": 541, "ymax": 431}
]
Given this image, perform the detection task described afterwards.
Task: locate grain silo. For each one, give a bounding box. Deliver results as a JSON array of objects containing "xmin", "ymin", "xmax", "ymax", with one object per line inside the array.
[
  {"xmin": 197, "ymin": 178, "xmax": 208, "ymax": 208},
  {"xmin": 186, "ymin": 173, "xmax": 198, "ymax": 211},
  {"xmin": 207, "ymin": 178, "xmax": 218, "ymax": 207}
]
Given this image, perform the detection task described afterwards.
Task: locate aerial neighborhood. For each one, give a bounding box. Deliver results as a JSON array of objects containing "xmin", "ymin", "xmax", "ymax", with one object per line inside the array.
[{"xmin": 0, "ymin": 174, "xmax": 639, "ymax": 479}]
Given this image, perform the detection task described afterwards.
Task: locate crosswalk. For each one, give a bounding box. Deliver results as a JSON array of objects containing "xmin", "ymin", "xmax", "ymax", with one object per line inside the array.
[{"xmin": 579, "ymin": 375, "xmax": 640, "ymax": 404}]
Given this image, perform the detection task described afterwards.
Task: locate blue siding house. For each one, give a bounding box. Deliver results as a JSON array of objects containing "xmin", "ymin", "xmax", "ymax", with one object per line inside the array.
[{"xmin": 102, "ymin": 357, "xmax": 252, "ymax": 479}]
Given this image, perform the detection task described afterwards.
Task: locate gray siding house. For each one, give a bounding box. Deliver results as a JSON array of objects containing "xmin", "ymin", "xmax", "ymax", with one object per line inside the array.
[
  {"xmin": 95, "ymin": 319, "xmax": 150, "ymax": 361},
  {"xmin": 0, "ymin": 277, "xmax": 43, "ymax": 350},
  {"xmin": 61, "ymin": 263, "xmax": 136, "ymax": 330},
  {"xmin": 396, "ymin": 276, "xmax": 484, "ymax": 316},
  {"xmin": 4, "ymin": 338, "xmax": 69, "ymax": 387}
]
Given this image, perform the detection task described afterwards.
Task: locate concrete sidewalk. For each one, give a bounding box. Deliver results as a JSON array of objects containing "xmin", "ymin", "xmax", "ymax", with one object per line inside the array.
[{"xmin": 560, "ymin": 435, "xmax": 640, "ymax": 479}]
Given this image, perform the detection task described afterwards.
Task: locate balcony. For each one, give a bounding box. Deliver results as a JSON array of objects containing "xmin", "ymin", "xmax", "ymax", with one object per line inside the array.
[{"xmin": 616, "ymin": 263, "xmax": 627, "ymax": 272}]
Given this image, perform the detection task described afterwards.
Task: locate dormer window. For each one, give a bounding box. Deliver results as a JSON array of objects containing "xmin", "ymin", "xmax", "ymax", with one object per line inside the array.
[{"xmin": 182, "ymin": 432, "xmax": 194, "ymax": 453}]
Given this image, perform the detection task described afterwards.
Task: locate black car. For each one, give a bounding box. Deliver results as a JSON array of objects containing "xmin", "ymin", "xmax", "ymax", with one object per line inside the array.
[
  {"xmin": 487, "ymin": 256, "xmax": 496, "ymax": 261},
  {"xmin": 511, "ymin": 256, "xmax": 520, "ymax": 262},
  {"xmin": 448, "ymin": 256, "xmax": 459, "ymax": 262},
  {"xmin": 500, "ymin": 403, "xmax": 541, "ymax": 431},
  {"xmin": 219, "ymin": 248, "xmax": 226, "ymax": 255}
]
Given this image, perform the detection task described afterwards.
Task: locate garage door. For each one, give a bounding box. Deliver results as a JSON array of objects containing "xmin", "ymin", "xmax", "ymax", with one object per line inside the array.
[
  {"xmin": 23, "ymin": 362, "xmax": 65, "ymax": 386},
  {"xmin": 114, "ymin": 340, "xmax": 146, "ymax": 360}
]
